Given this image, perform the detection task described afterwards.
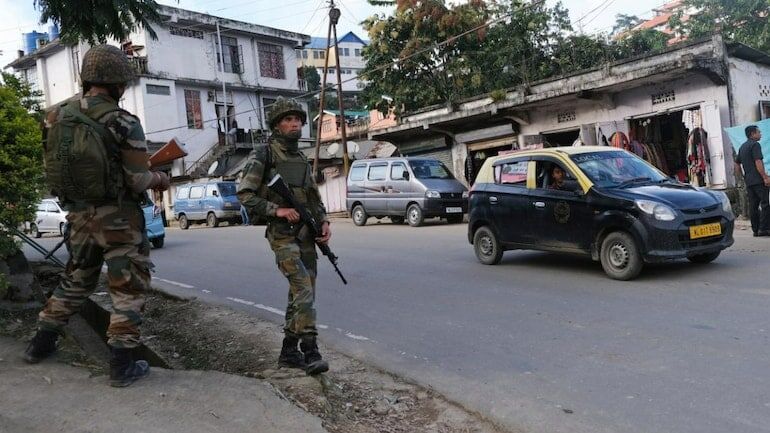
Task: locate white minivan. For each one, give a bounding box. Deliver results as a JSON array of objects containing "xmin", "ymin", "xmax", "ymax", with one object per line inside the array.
[{"xmin": 30, "ymin": 199, "xmax": 68, "ymax": 238}]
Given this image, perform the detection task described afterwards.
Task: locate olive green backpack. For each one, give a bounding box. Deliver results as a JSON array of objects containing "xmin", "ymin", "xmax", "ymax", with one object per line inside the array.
[{"xmin": 44, "ymin": 100, "xmax": 124, "ymax": 202}]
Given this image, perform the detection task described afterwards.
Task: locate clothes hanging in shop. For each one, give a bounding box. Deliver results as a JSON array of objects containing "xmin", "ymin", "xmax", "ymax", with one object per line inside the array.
[{"xmin": 687, "ymin": 127, "xmax": 711, "ymax": 186}]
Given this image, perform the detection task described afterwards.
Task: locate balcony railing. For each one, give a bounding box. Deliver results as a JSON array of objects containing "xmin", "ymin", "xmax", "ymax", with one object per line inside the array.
[{"xmin": 129, "ymin": 56, "xmax": 148, "ymax": 75}]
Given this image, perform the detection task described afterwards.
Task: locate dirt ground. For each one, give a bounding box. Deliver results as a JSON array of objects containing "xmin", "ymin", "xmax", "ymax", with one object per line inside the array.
[{"xmin": 4, "ymin": 263, "xmax": 507, "ymax": 433}]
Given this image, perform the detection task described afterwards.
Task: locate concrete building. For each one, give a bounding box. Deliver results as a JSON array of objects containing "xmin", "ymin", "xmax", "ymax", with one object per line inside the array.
[
  {"xmin": 296, "ymin": 31, "xmax": 367, "ymax": 92},
  {"xmin": 370, "ymin": 35, "xmax": 770, "ymax": 190}
]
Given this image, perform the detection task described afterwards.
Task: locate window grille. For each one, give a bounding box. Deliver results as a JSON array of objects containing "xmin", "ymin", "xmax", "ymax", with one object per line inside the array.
[
  {"xmin": 651, "ymin": 90, "xmax": 675, "ymax": 105},
  {"xmin": 258, "ymin": 43, "xmax": 285, "ymax": 79}
]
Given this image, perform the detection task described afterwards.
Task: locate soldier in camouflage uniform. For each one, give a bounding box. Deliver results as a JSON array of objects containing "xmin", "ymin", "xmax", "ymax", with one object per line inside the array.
[
  {"xmin": 237, "ymin": 97, "xmax": 331, "ymax": 375},
  {"xmin": 24, "ymin": 45, "xmax": 170, "ymax": 387}
]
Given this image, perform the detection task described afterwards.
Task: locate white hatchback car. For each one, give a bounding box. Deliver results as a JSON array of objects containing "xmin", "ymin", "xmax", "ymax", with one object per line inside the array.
[{"xmin": 30, "ymin": 199, "xmax": 68, "ymax": 238}]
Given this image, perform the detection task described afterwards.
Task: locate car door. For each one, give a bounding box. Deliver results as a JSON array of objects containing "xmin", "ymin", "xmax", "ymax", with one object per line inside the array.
[
  {"xmin": 188, "ymin": 185, "xmax": 205, "ymax": 220},
  {"xmin": 527, "ymin": 157, "xmax": 594, "ymax": 252},
  {"xmin": 347, "ymin": 164, "xmax": 367, "ymax": 211},
  {"xmin": 175, "ymin": 186, "xmax": 190, "ymax": 218},
  {"xmin": 486, "ymin": 158, "xmax": 532, "ymax": 245},
  {"xmin": 204, "ymin": 183, "xmax": 219, "ymax": 214},
  {"xmin": 34, "ymin": 201, "xmax": 47, "ymax": 231},
  {"xmin": 386, "ymin": 161, "xmax": 412, "ymax": 215},
  {"xmin": 42, "ymin": 200, "xmax": 59, "ymax": 231},
  {"xmin": 364, "ymin": 162, "xmax": 389, "ymax": 215}
]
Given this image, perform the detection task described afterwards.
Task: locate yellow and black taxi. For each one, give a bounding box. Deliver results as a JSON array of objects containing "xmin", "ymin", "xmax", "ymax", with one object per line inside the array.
[{"xmin": 468, "ymin": 146, "xmax": 735, "ymax": 280}]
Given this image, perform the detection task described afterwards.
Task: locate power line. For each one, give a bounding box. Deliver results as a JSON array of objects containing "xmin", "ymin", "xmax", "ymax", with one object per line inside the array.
[{"xmin": 582, "ymin": 0, "xmax": 618, "ymax": 28}]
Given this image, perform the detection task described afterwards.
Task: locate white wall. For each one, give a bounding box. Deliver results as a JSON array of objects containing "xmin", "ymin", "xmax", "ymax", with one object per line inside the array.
[
  {"xmin": 728, "ymin": 57, "xmax": 770, "ymax": 124},
  {"xmin": 516, "ymin": 73, "xmax": 734, "ymax": 187},
  {"xmin": 39, "ymin": 47, "xmax": 78, "ymax": 106}
]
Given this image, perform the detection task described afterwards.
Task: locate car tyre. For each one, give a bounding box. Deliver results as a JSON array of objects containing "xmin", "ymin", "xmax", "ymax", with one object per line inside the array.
[
  {"xmin": 600, "ymin": 231, "xmax": 643, "ymax": 281},
  {"xmin": 151, "ymin": 236, "xmax": 165, "ymax": 249},
  {"xmin": 407, "ymin": 204, "xmax": 424, "ymax": 227},
  {"xmin": 447, "ymin": 215, "xmax": 463, "ymax": 224},
  {"xmin": 178, "ymin": 215, "xmax": 190, "ymax": 230},
  {"xmin": 352, "ymin": 205, "xmax": 368, "ymax": 226},
  {"xmin": 687, "ymin": 251, "xmax": 720, "ymax": 264},
  {"xmin": 473, "ymin": 226, "xmax": 503, "ymax": 265},
  {"xmin": 206, "ymin": 212, "xmax": 219, "ymax": 228},
  {"xmin": 31, "ymin": 223, "xmax": 41, "ymax": 238},
  {"xmin": 390, "ymin": 216, "xmax": 404, "ymax": 225}
]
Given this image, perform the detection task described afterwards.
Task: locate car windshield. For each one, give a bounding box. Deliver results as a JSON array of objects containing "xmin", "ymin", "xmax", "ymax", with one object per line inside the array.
[
  {"xmin": 570, "ymin": 151, "xmax": 666, "ymax": 188},
  {"xmin": 218, "ymin": 183, "xmax": 237, "ymax": 196},
  {"xmin": 408, "ymin": 160, "xmax": 452, "ymax": 179}
]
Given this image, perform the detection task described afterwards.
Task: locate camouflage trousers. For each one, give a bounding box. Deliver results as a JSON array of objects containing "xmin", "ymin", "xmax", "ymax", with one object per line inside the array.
[
  {"xmin": 38, "ymin": 204, "xmax": 151, "ymax": 348},
  {"xmin": 268, "ymin": 231, "xmax": 318, "ymax": 337}
]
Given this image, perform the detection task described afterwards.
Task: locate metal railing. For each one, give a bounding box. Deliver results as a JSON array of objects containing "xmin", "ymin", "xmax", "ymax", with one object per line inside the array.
[{"xmin": 129, "ymin": 56, "xmax": 148, "ymax": 75}]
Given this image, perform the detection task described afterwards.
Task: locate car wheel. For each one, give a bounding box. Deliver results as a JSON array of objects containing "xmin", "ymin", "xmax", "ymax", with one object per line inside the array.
[
  {"xmin": 447, "ymin": 215, "xmax": 463, "ymax": 224},
  {"xmin": 407, "ymin": 204, "xmax": 424, "ymax": 227},
  {"xmin": 59, "ymin": 222, "xmax": 65, "ymax": 236},
  {"xmin": 178, "ymin": 215, "xmax": 189, "ymax": 230},
  {"xmin": 687, "ymin": 251, "xmax": 720, "ymax": 264},
  {"xmin": 206, "ymin": 212, "xmax": 219, "ymax": 228},
  {"xmin": 151, "ymin": 236, "xmax": 165, "ymax": 249},
  {"xmin": 390, "ymin": 216, "xmax": 404, "ymax": 224},
  {"xmin": 31, "ymin": 223, "xmax": 41, "ymax": 238},
  {"xmin": 352, "ymin": 205, "xmax": 368, "ymax": 226},
  {"xmin": 600, "ymin": 231, "xmax": 643, "ymax": 281},
  {"xmin": 473, "ymin": 226, "xmax": 503, "ymax": 265}
]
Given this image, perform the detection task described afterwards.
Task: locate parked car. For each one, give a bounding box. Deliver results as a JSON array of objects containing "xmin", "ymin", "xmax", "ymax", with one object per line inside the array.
[
  {"xmin": 143, "ymin": 197, "xmax": 166, "ymax": 248},
  {"xmin": 30, "ymin": 199, "xmax": 68, "ymax": 238},
  {"xmin": 346, "ymin": 157, "xmax": 468, "ymax": 227},
  {"xmin": 173, "ymin": 181, "xmax": 242, "ymax": 229},
  {"xmin": 468, "ymin": 146, "xmax": 735, "ymax": 280}
]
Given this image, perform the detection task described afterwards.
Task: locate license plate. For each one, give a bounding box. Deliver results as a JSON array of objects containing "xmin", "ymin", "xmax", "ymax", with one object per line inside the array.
[
  {"xmin": 446, "ymin": 207, "xmax": 462, "ymax": 213},
  {"xmin": 689, "ymin": 222, "xmax": 721, "ymax": 239}
]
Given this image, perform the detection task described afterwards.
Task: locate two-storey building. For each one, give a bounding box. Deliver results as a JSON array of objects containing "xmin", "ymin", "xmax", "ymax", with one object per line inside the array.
[{"xmin": 296, "ymin": 31, "xmax": 367, "ymax": 92}]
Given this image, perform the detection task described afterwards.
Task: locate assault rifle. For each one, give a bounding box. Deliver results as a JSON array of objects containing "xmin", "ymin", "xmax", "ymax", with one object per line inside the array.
[{"xmin": 267, "ymin": 174, "xmax": 348, "ymax": 285}]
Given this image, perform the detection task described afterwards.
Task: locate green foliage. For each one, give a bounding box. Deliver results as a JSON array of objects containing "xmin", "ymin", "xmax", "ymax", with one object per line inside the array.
[
  {"xmin": 0, "ymin": 83, "xmax": 44, "ymax": 258},
  {"xmin": 302, "ymin": 66, "xmax": 321, "ymax": 92},
  {"xmin": 671, "ymin": 0, "xmax": 770, "ymax": 52},
  {"xmin": 612, "ymin": 14, "xmax": 642, "ymax": 35},
  {"xmin": 33, "ymin": 0, "xmax": 169, "ymax": 43},
  {"xmin": 1, "ymin": 72, "xmax": 44, "ymax": 122},
  {"xmin": 613, "ymin": 29, "xmax": 671, "ymax": 58}
]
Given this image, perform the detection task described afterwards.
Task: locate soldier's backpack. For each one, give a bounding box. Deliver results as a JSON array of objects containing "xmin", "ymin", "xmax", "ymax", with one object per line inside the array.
[{"xmin": 44, "ymin": 100, "xmax": 124, "ymax": 202}]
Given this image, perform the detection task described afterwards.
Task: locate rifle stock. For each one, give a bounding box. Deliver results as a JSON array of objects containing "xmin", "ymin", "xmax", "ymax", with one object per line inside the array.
[{"xmin": 268, "ymin": 174, "xmax": 348, "ymax": 284}]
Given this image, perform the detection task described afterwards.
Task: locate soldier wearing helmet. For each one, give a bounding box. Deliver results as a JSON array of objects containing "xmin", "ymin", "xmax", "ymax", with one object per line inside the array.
[
  {"xmin": 25, "ymin": 45, "xmax": 170, "ymax": 387},
  {"xmin": 237, "ymin": 97, "xmax": 332, "ymax": 375}
]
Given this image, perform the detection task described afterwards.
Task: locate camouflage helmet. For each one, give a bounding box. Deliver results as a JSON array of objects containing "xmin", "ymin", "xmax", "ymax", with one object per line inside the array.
[
  {"xmin": 80, "ymin": 44, "xmax": 135, "ymax": 85},
  {"xmin": 267, "ymin": 97, "xmax": 307, "ymax": 129}
]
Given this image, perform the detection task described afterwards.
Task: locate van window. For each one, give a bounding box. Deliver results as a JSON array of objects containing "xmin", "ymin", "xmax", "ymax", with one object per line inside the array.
[
  {"xmin": 368, "ymin": 164, "xmax": 387, "ymax": 181},
  {"xmin": 218, "ymin": 183, "xmax": 237, "ymax": 196},
  {"xmin": 177, "ymin": 187, "xmax": 190, "ymax": 199},
  {"xmin": 495, "ymin": 160, "xmax": 528, "ymax": 186},
  {"xmin": 350, "ymin": 165, "xmax": 366, "ymax": 181},
  {"xmin": 190, "ymin": 186, "xmax": 204, "ymax": 199},
  {"xmin": 206, "ymin": 184, "xmax": 218, "ymax": 197},
  {"xmin": 390, "ymin": 162, "xmax": 408, "ymax": 180}
]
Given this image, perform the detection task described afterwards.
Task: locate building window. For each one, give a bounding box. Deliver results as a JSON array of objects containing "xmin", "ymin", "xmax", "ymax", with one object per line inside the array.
[
  {"xmin": 216, "ymin": 36, "xmax": 243, "ymax": 74},
  {"xmin": 302, "ymin": 50, "xmax": 308, "ymax": 59},
  {"xmin": 341, "ymin": 47, "xmax": 350, "ymax": 56},
  {"xmin": 258, "ymin": 43, "xmax": 285, "ymax": 79},
  {"xmin": 146, "ymin": 84, "xmax": 170, "ymax": 95},
  {"xmin": 170, "ymin": 26, "xmax": 204, "ymax": 39},
  {"xmin": 313, "ymin": 50, "xmax": 325, "ymax": 59},
  {"xmin": 556, "ymin": 110, "xmax": 576, "ymax": 123},
  {"xmin": 651, "ymin": 90, "xmax": 675, "ymax": 105},
  {"xmin": 184, "ymin": 90, "xmax": 203, "ymax": 129},
  {"xmin": 354, "ymin": 48, "xmax": 361, "ymax": 57}
]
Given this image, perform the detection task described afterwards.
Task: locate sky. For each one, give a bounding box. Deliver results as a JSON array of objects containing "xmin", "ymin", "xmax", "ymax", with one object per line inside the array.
[{"xmin": 0, "ymin": 0, "xmax": 669, "ymax": 71}]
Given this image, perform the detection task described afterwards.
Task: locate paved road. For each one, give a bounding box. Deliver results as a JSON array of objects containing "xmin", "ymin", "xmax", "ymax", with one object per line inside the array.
[{"xmin": 24, "ymin": 219, "xmax": 770, "ymax": 433}]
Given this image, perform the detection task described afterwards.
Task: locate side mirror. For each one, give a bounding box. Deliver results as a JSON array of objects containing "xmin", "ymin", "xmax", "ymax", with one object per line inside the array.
[
  {"xmin": 562, "ymin": 180, "xmax": 582, "ymax": 194},
  {"xmin": 402, "ymin": 171, "xmax": 410, "ymax": 180},
  {"xmin": 212, "ymin": 190, "xmax": 219, "ymax": 197}
]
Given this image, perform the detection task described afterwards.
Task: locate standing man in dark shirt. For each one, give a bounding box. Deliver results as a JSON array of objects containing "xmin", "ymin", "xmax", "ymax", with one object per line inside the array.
[{"xmin": 736, "ymin": 125, "xmax": 770, "ymax": 236}]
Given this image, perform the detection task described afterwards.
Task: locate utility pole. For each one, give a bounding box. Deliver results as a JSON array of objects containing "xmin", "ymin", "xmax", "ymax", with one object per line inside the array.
[
  {"xmin": 216, "ymin": 21, "xmax": 229, "ymax": 139},
  {"xmin": 313, "ymin": 8, "xmax": 334, "ymax": 178},
  {"xmin": 329, "ymin": 1, "xmax": 350, "ymax": 175}
]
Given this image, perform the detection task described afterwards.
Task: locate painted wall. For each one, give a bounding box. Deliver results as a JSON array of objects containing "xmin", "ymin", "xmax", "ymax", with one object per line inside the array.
[
  {"xmin": 728, "ymin": 57, "xmax": 770, "ymax": 125},
  {"xmin": 40, "ymin": 47, "xmax": 77, "ymax": 106}
]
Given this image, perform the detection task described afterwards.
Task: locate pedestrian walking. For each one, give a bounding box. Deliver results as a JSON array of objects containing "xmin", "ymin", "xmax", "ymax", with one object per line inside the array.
[
  {"xmin": 24, "ymin": 45, "xmax": 170, "ymax": 387},
  {"xmin": 237, "ymin": 97, "xmax": 331, "ymax": 375},
  {"xmin": 736, "ymin": 125, "xmax": 770, "ymax": 236}
]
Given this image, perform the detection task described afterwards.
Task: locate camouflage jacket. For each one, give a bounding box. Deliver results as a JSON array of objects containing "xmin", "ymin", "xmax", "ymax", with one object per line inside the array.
[
  {"xmin": 237, "ymin": 137, "xmax": 328, "ymax": 226},
  {"xmin": 44, "ymin": 92, "xmax": 155, "ymax": 207}
]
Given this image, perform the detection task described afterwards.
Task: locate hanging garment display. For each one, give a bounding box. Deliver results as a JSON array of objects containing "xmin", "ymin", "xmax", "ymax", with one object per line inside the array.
[{"xmin": 686, "ymin": 127, "xmax": 711, "ymax": 186}]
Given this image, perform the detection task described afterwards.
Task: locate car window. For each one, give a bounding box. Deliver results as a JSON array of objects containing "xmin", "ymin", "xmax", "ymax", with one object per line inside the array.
[
  {"xmin": 408, "ymin": 160, "xmax": 452, "ymax": 179},
  {"xmin": 189, "ymin": 186, "xmax": 204, "ymax": 199},
  {"xmin": 206, "ymin": 184, "xmax": 218, "ymax": 197},
  {"xmin": 495, "ymin": 160, "xmax": 528, "ymax": 186},
  {"xmin": 390, "ymin": 162, "xmax": 408, "ymax": 181},
  {"xmin": 368, "ymin": 164, "xmax": 387, "ymax": 181},
  {"xmin": 37, "ymin": 202, "xmax": 48, "ymax": 212},
  {"xmin": 177, "ymin": 187, "xmax": 190, "ymax": 199},
  {"xmin": 349, "ymin": 165, "xmax": 366, "ymax": 181},
  {"xmin": 533, "ymin": 160, "xmax": 576, "ymax": 190},
  {"xmin": 218, "ymin": 183, "xmax": 237, "ymax": 196},
  {"xmin": 45, "ymin": 201, "xmax": 58, "ymax": 212},
  {"xmin": 571, "ymin": 150, "xmax": 665, "ymax": 188}
]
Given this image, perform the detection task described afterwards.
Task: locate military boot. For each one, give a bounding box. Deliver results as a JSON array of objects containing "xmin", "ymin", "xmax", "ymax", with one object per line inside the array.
[
  {"xmin": 278, "ymin": 335, "xmax": 306, "ymax": 369},
  {"xmin": 23, "ymin": 329, "xmax": 59, "ymax": 364},
  {"xmin": 109, "ymin": 347, "xmax": 150, "ymax": 388},
  {"xmin": 300, "ymin": 336, "xmax": 329, "ymax": 375}
]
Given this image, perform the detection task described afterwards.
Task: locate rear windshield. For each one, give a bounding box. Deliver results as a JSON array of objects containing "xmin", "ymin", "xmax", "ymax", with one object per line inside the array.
[
  {"xmin": 217, "ymin": 183, "xmax": 237, "ymax": 196},
  {"xmin": 408, "ymin": 160, "xmax": 452, "ymax": 180}
]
